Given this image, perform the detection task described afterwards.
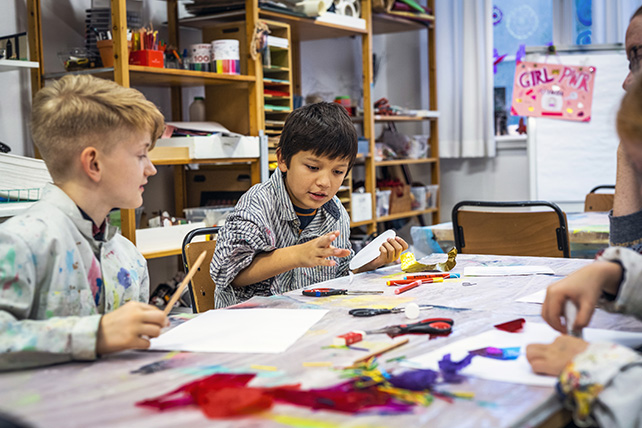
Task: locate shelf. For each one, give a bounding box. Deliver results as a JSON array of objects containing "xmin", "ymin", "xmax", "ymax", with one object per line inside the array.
[
  {"xmin": 152, "ymin": 157, "xmax": 259, "ymax": 166},
  {"xmin": 264, "ymin": 95, "xmax": 290, "ymax": 100},
  {"xmin": 376, "ymin": 208, "xmax": 438, "ymax": 223},
  {"xmin": 44, "ymin": 66, "xmax": 255, "ymax": 87},
  {"xmin": 352, "ymin": 114, "xmax": 439, "ymax": 122},
  {"xmin": 179, "ymin": 8, "xmax": 367, "ymax": 40},
  {"xmin": 136, "ymin": 222, "xmax": 206, "ymax": 259},
  {"xmin": 375, "ymin": 157, "xmax": 438, "ymax": 166},
  {"xmin": 350, "ymin": 219, "xmax": 375, "ymax": 228},
  {"xmin": 0, "ymin": 201, "xmax": 36, "ymax": 217},
  {"xmin": 372, "ymin": 12, "xmax": 433, "ymax": 34},
  {"xmin": 263, "ymin": 66, "xmax": 290, "ymax": 71},
  {"xmin": 0, "ymin": 59, "xmax": 39, "ymax": 71}
]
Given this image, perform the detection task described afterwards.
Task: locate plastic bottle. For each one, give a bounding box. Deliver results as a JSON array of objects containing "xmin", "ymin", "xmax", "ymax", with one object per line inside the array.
[{"xmin": 189, "ymin": 96, "xmax": 206, "ymax": 122}]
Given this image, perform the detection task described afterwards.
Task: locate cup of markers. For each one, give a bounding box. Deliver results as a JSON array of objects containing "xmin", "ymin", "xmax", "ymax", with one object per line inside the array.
[
  {"xmin": 189, "ymin": 44, "xmax": 212, "ymax": 72},
  {"xmin": 211, "ymin": 39, "xmax": 240, "ymax": 75}
]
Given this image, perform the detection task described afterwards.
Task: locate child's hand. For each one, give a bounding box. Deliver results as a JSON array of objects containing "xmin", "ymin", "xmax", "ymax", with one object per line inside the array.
[
  {"xmin": 526, "ymin": 335, "xmax": 589, "ymax": 376},
  {"xmin": 541, "ymin": 261, "xmax": 622, "ymax": 333},
  {"xmin": 96, "ymin": 301, "xmax": 168, "ymax": 355},
  {"xmin": 297, "ymin": 230, "xmax": 351, "ymax": 268},
  {"xmin": 355, "ymin": 236, "xmax": 409, "ymax": 273}
]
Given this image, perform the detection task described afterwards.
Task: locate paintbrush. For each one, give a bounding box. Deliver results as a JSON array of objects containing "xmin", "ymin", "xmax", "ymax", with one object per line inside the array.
[{"xmin": 163, "ymin": 250, "xmax": 207, "ymax": 316}]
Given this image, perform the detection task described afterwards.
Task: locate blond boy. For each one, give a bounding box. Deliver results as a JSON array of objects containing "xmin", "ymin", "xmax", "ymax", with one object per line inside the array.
[{"xmin": 0, "ymin": 75, "xmax": 167, "ymax": 370}]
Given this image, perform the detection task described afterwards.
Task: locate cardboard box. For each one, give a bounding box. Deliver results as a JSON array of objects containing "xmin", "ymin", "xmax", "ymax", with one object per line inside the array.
[
  {"xmin": 129, "ymin": 49, "xmax": 164, "ymax": 68},
  {"xmin": 351, "ymin": 192, "xmax": 372, "ymax": 223},
  {"xmin": 154, "ymin": 134, "xmax": 260, "ymax": 159}
]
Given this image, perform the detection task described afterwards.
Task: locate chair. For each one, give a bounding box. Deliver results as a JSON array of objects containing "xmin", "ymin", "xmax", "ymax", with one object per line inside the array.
[
  {"xmin": 584, "ymin": 185, "xmax": 615, "ymax": 212},
  {"xmin": 181, "ymin": 226, "xmax": 220, "ymax": 313},
  {"xmin": 452, "ymin": 201, "xmax": 570, "ymax": 258}
]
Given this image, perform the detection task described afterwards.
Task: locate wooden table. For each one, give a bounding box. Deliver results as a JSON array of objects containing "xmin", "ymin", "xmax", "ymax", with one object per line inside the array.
[
  {"xmin": 415, "ymin": 211, "xmax": 610, "ymax": 259},
  {"xmin": 2, "ymin": 254, "xmax": 640, "ymax": 428}
]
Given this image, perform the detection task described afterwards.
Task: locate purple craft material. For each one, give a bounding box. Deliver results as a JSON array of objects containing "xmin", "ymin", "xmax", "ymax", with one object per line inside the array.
[
  {"xmin": 438, "ymin": 353, "xmax": 475, "ymax": 383},
  {"xmin": 388, "ymin": 369, "xmax": 439, "ymax": 391}
]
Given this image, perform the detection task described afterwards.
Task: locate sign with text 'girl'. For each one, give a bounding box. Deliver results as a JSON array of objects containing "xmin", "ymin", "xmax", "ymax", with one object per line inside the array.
[{"xmin": 511, "ymin": 61, "xmax": 596, "ymax": 122}]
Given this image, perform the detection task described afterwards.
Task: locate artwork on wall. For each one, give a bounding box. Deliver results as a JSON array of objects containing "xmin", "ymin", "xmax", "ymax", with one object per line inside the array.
[{"xmin": 511, "ymin": 61, "xmax": 596, "ymax": 122}]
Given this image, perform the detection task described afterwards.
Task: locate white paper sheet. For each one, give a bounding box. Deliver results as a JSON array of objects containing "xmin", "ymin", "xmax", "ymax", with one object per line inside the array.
[
  {"xmin": 349, "ymin": 229, "xmax": 396, "ymax": 270},
  {"xmin": 463, "ymin": 266, "xmax": 555, "ymax": 276},
  {"xmin": 149, "ymin": 308, "xmax": 328, "ymax": 353},
  {"xmin": 515, "ymin": 289, "xmax": 547, "ymax": 304},
  {"xmin": 403, "ymin": 322, "xmax": 642, "ymax": 386}
]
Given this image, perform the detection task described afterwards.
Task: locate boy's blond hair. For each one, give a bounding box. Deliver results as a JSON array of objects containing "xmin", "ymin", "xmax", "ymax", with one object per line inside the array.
[
  {"xmin": 617, "ymin": 75, "xmax": 642, "ymax": 143},
  {"xmin": 31, "ymin": 75, "xmax": 165, "ymax": 181}
]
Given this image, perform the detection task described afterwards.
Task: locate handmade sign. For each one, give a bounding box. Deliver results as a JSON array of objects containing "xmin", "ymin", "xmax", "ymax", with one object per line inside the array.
[{"xmin": 511, "ymin": 61, "xmax": 596, "ymax": 122}]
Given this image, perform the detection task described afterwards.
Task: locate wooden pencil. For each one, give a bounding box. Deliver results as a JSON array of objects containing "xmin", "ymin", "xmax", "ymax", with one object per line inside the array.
[{"xmin": 163, "ymin": 250, "xmax": 207, "ymax": 316}]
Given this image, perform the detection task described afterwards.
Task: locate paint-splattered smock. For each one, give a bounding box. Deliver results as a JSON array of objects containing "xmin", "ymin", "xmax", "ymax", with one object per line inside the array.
[
  {"xmin": 211, "ymin": 170, "xmax": 353, "ymax": 309},
  {"xmin": 0, "ymin": 184, "xmax": 149, "ymax": 371},
  {"xmin": 559, "ymin": 246, "xmax": 642, "ymax": 427}
]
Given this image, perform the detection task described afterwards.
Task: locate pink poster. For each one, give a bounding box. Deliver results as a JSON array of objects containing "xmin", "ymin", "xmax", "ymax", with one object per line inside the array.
[{"xmin": 511, "ymin": 61, "xmax": 596, "ymax": 122}]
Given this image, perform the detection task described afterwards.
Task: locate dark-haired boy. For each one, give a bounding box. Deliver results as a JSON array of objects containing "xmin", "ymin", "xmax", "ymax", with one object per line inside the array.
[{"xmin": 211, "ymin": 102, "xmax": 407, "ymax": 308}]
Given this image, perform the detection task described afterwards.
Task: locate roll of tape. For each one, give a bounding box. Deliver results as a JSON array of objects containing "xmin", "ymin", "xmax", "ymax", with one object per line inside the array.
[
  {"xmin": 211, "ymin": 39, "xmax": 240, "ymax": 60},
  {"xmin": 335, "ymin": 0, "xmax": 358, "ymax": 16}
]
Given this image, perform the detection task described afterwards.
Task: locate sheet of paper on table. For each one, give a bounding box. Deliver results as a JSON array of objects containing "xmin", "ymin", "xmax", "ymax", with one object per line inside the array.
[
  {"xmin": 149, "ymin": 308, "xmax": 328, "ymax": 353},
  {"xmin": 402, "ymin": 322, "xmax": 642, "ymax": 387},
  {"xmin": 463, "ymin": 266, "xmax": 555, "ymax": 276},
  {"xmin": 516, "ymin": 289, "xmax": 547, "ymax": 304}
]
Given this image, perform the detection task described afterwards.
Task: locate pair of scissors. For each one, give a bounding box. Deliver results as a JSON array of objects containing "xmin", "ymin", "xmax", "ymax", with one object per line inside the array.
[
  {"xmin": 348, "ymin": 305, "xmax": 434, "ymax": 317},
  {"xmin": 302, "ymin": 288, "xmax": 383, "ymax": 297},
  {"xmin": 365, "ymin": 318, "xmax": 454, "ymax": 338}
]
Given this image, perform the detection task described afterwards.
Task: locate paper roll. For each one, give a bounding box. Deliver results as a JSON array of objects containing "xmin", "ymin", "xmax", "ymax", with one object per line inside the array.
[{"xmin": 296, "ymin": 0, "xmax": 331, "ymax": 17}]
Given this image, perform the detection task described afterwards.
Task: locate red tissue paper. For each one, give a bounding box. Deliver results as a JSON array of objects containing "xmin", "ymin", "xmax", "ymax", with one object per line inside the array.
[{"xmin": 494, "ymin": 318, "xmax": 525, "ymax": 333}]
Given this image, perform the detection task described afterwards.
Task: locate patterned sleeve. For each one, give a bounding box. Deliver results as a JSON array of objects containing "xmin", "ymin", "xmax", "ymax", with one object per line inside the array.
[
  {"xmin": 596, "ymin": 246, "xmax": 642, "ymax": 318},
  {"xmin": 558, "ymin": 342, "xmax": 642, "ymax": 427},
  {"xmin": 608, "ymin": 209, "xmax": 642, "ymax": 252},
  {"xmin": 335, "ymin": 200, "xmax": 354, "ymax": 277},
  {"xmin": 211, "ymin": 199, "xmax": 277, "ymax": 309},
  {"xmin": 0, "ymin": 232, "xmax": 100, "ymax": 371}
]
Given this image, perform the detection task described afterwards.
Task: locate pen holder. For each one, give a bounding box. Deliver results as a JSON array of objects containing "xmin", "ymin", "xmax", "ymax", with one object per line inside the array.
[
  {"xmin": 129, "ymin": 50, "xmax": 164, "ymax": 68},
  {"xmin": 96, "ymin": 39, "xmax": 131, "ymax": 68}
]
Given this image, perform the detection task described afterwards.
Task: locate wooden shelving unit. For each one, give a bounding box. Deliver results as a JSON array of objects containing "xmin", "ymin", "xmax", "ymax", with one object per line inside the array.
[
  {"xmin": 26, "ymin": 0, "xmax": 440, "ymax": 252},
  {"xmin": 26, "ymin": 0, "xmax": 264, "ymax": 256}
]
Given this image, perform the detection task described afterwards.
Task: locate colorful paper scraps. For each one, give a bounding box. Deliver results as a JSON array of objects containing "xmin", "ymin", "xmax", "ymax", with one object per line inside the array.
[
  {"xmin": 401, "ymin": 247, "xmax": 457, "ymax": 273},
  {"xmin": 494, "ymin": 318, "xmax": 525, "ymax": 333},
  {"xmin": 469, "ymin": 346, "xmax": 521, "ymax": 360},
  {"xmin": 511, "ymin": 61, "xmax": 596, "ymax": 122},
  {"xmin": 137, "ymin": 356, "xmax": 476, "ymax": 418}
]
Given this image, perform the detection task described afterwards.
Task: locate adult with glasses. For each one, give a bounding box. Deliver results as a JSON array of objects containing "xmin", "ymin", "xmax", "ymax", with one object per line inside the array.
[
  {"xmin": 525, "ymin": 7, "xmax": 642, "ymax": 428},
  {"xmin": 611, "ymin": 6, "xmax": 642, "ymax": 252}
]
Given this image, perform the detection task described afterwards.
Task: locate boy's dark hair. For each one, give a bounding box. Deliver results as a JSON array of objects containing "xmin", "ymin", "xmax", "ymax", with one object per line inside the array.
[{"xmin": 277, "ymin": 102, "xmax": 358, "ymax": 170}]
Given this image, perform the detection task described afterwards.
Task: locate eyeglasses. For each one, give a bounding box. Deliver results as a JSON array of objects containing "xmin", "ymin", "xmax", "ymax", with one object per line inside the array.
[{"xmin": 629, "ymin": 45, "xmax": 642, "ymax": 75}]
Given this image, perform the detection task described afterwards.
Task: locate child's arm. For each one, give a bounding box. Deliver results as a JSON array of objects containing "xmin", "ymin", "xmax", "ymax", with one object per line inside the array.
[
  {"xmin": 96, "ymin": 301, "xmax": 167, "ymax": 355},
  {"xmin": 232, "ymin": 231, "xmax": 350, "ymax": 287},
  {"xmin": 352, "ymin": 237, "xmax": 408, "ymax": 273}
]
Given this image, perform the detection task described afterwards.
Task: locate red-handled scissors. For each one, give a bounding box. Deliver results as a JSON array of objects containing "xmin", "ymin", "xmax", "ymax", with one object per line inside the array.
[
  {"xmin": 365, "ymin": 317, "xmax": 454, "ymax": 338},
  {"xmin": 302, "ymin": 288, "xmax": 384, "ymax": 297}
]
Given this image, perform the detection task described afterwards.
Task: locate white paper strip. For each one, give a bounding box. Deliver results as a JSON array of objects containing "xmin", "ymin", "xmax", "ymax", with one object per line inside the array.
[{"xmin": 464, "ymin": 266, "xmax": 555, "ymax": 276}]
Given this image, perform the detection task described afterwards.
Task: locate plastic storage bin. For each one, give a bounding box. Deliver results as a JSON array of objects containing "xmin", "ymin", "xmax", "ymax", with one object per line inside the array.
[
  {"xmin": 351, "ymin": 192, "xmax": 372, "ymax": 223},
  {"xmin": 425, "ymin": 184, "xmax": 439, "ymax": 209},
  {"xmin": 410, "ymin": 186, "xmax": 427, "ymax": 210},
  {"xmin": 183, "ymin": 206, "xmax": 234, "ymax": 226},
  {"xmin": 375, "ymin": 189, "xmax": 391, "ymax": 217}
]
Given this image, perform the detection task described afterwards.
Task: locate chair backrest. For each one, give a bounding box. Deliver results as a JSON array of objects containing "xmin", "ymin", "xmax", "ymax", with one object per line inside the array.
[
  {"xmin": 181, "ymin": 226, "xmax": 220, "ymax": 313},
  {"xmin": 584, "ymin": 185, "xmax": 615, "ymax": 212},
  {"xmin": 452, "ymin": 201, "xmax": 570, "ymax": 258}
]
